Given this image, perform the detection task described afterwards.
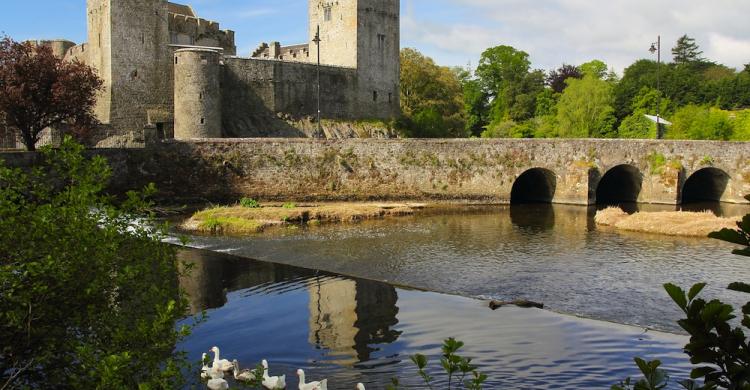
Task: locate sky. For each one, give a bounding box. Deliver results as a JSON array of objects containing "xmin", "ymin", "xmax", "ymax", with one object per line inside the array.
[{"xmin": 2, "ymin": 0, "xmax": 749, "ymax": 75}]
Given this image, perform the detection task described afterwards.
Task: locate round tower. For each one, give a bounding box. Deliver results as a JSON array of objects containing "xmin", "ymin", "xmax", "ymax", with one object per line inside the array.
[{"xmin": 174, "ymin": 48, "xmax": 222, "ymax": 139}]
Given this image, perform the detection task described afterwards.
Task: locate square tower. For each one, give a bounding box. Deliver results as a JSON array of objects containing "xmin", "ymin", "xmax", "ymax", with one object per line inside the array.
[
  {"xmin": 309, "ymin": 0, "xmax": 400, "ymax": 118},
  {"xmin": 86, "ymin": 0, "xmax": 172, "ymax": 132}
]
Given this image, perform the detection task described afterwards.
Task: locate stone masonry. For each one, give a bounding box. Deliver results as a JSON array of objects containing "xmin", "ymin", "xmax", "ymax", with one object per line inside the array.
[{"xmin": 3, "ymin": 139, "xmax": 746, "ymax": 205}]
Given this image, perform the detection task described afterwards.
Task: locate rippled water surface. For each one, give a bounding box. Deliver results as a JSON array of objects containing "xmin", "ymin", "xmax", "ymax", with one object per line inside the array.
[
  {"xmin": 178, "ymin": 248, "xmax": 691, "ymax": 390},
  {"xmin": 175, "ymin": 203, "xmax": 750, "ymax": 332}
]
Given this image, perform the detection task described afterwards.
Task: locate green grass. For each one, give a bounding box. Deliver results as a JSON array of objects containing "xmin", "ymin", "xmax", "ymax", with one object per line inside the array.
[{"xmin": 198, "ymin": 216, "xmax": 263, "ymax": 234}]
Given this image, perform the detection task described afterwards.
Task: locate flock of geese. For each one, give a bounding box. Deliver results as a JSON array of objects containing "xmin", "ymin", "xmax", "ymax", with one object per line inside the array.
[{"xmin": 202, "ymin": 346, "xmax": 367, "ymax": 390}]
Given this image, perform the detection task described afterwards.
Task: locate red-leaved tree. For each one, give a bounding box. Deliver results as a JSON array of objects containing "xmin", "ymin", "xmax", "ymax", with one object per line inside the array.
[{"xmin": 0, "ymin": 37, "xmax": 103, "ymax": 151}]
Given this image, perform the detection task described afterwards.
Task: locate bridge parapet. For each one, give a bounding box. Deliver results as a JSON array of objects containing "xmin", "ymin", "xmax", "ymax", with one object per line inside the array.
[{"xmin": 1, "ymin": 138, "xmax": 748, "ymax": 205}]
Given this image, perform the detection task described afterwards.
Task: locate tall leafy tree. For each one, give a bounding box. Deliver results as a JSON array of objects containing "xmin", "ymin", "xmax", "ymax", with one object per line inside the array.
[
  {"xmin": 546, "ymin": 64, "xmax": 582, "ymax": 93},
  {"xmin": 455, "ymin": 67, "xmax": 489, "ymax": 136},
  {"xmin": 671, "ymin": 34, "xmax": 705, "ymax": 64},
  {"xmin": 0, "ymin": 37, "xmax": 102, "ymax": 151},
  {"xmin": 399, "ymin": 48, "xmax": 466, "ymax": 137},
  {"xmin": 556, "ymin": 75, "xmax": 616, "ymax": 138},
  {"xmin": 579, "ymin": 59, "xmax": 609, "ymax": 80},
  {"xmin": 476, "ymin": 45, "xmax": 543, "ymax": 122}
]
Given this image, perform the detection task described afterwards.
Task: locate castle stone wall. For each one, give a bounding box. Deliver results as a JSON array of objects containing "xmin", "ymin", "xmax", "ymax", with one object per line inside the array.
[{"xmin": 222, "ymin": 58, "xmax": 359, "ymax": 137}]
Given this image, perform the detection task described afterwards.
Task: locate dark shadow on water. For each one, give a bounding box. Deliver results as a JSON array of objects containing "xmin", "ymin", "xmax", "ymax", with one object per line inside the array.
[
  {"xmin": 679, "ymin": 201, "xmax": 749, "ymax": 217},
  {"xmin": 510, "ymin": 203, "xmax": 555, "ymax": 231}
]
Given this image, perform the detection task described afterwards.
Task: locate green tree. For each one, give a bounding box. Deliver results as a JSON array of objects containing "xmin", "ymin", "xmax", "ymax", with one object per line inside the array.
[
  {"xmin": 556, "ymin": 75, "xmax": 617, "ymax": 138},
  {"xmin": 731, "ymin": 109, "xmax": 750, "ymax": 141},
  {"xmin": 399, "ymin": 48, "xmax": 466, "ymax": 137},
  {"xmin": 672, "ymin": 34, "xmax": 705, "ymax": 64},
  {"xmin": 579, "ymin": 59, "xmax": 609, "ymax": 79},
  {"xmin": 0, "ymin": 138, "xmax": 193, "ymax": 388},
  {"xmin": 476, "ymin": 45, "xmax": 543, "ymax": 123},
  {"xmin": 455, "ymin": 67, "xmax": 489, "ymax": 137},
  {"xmin": 667, "ymin": 105, "xmax": 733, "ymax": 140}
]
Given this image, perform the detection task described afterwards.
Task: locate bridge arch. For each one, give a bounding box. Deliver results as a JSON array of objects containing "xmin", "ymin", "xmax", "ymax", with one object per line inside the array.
[
  {"xmin": 681, "ymin": 167, "xmax": 730, "ymax": 203},
  {"xmin": 510, "ymin": 168, "xmax": 557, "ymax": 204},
  {"xmin": 595, "ymin": 164, "xmax": 643, "ymax": 205}
]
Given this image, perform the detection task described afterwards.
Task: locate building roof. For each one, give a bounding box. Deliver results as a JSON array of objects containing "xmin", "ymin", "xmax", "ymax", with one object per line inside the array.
[{"xmin": 168, "ymin": 2, "xmax": 196, "ymax": 17}]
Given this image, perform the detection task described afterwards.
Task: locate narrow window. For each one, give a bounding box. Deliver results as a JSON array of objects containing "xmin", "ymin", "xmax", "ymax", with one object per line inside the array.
[
  {"xmin": 373, "ymin": 91, "xmax": 378, "ymax": 102},
  {"xmin": 324, "ymin": 6, "xmax": 332, "ymax": 21},
  {"xmin": 388, "ymin": 93, "xmax": 392, "ymax": 103},
  {"xmin": 200, "ymin": 118, "xmax": 205, "ymax": 124},
  {"xmin": 174, "ymin": 56, "xmax": 178, "ymax": 64},
  {"xmin": 199, "ymin": 92, "xmax": 203, "ymax": 100}
]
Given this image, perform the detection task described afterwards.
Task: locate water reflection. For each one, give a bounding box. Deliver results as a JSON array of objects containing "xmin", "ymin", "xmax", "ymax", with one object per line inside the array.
[
  {"xmin": 179, "ymin": 248, "xmax": 401, "ymax": 367},
  {"xmin": 309, "ymin": 279, "xmax": 400, "ymax": 364},
  {"xmin": 178, "ymin": 247, "xmax": 694, "ymax": 389},
  {"xmin": 509, "ymin": 203, "xmax": 555, "ymax": 231},
  {"xmin": 178, "ymin": 249, "xmax": 304, "ymax": 313}
]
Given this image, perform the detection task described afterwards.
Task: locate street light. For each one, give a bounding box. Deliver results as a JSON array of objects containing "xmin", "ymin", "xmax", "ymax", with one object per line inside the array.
[
  {"xmin": 312, "ymin": 25, "xmax": 322, "ymax": 138},
  {"xmin": 649, "ymin": 35, "xmax": 663, "ymax": 139}
]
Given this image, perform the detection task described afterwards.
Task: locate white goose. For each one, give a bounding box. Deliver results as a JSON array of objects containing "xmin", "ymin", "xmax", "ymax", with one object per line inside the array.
[
  {"xmin": 232, "ymin": 359, "xmax": 258, "ymax": 382},
  {"xmin": 206, "ymin": 371, "xmax": 229, "ymax": 390},
  {"xmin": 209, "ymin": 346, "xmax": 234, "ymax": 372},
  {"xmin": 201, "ymin": 353, "xmax": 224, "ymax": 380},
  {"xmin": 356, "ymin": 384, "xmax": 365, "ymax": 390},
  {"xmin": 262, "ymin": 359, "xmax": 287, "ymax": 389},
  {"xmin": 297, "ymin": 369, "xmax": 327, "ymax": 390}
]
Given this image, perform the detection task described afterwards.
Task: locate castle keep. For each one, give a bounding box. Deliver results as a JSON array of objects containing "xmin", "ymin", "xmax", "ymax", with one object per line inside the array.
[{"xmin": 22, "ymin": 0, "xmax": 400, "ymax": 146}]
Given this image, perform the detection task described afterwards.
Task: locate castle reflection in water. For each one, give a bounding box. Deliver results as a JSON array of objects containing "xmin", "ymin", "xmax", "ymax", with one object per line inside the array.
[{"xmin": 178, "ymin": 249, "xmax": 401, "ymax": 365}]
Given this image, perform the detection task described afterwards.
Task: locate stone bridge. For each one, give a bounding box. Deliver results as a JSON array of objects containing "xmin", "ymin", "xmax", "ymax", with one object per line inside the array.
[{"xmin": 2, "ymin": 138, "xmax": 749, "ymax": 205}]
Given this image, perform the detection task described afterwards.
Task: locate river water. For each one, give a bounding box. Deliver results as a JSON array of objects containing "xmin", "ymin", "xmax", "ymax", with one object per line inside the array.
[{"xmin": 174, "ymin": 203, "xmax": 750, "ymax": 333}]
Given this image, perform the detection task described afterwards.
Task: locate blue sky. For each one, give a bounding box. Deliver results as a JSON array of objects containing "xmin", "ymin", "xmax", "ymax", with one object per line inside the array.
[{"xmin": 2, "ymin": 0, "xmax": 750, "ymax": 74}]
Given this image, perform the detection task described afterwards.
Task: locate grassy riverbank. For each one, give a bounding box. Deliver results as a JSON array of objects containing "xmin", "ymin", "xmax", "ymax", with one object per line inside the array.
[
  {"xmin": 595, "ymin": 207, "xmax": 737, "ymax": 237},
  {"xmin": 181, "ymin": 201, "xmax": 426, "ymax": 234}
]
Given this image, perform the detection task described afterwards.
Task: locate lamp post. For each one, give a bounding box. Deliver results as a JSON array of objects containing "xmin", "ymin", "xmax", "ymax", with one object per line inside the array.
[
  {"xmin": 312, "ymin": 25, "xmax": 322, "ymax": 138},
  {"xmin": 649, "ymin": 35, "xmax": 662, "ymax": 139}
]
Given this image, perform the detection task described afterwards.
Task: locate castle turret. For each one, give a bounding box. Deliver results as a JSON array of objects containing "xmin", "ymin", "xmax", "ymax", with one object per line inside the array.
[{"xmin": 173, "ymin": 49, "xmax": 222, "ymax": 139}]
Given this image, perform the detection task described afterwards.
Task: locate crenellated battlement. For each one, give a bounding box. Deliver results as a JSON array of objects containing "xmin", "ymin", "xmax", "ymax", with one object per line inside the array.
[{"xmin": 168, "ymin": 11, "xmax": 236, "ymax": 55}]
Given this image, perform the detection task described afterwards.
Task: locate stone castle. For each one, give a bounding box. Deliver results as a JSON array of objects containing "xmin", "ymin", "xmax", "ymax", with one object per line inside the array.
[{"xmin": 4, "ymin": 0, "xmax": 400, "ymax": 147}]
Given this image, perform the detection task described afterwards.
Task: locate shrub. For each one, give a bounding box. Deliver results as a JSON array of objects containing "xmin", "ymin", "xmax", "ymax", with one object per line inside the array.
[
  {"xmin": 388, "ymin": 338, "xmax": 487, "ymax": 390},
  {"xmin": 283, "ymin": 202, "xmax": 297, "ymax": 209},
  {"xmin": 0, "ymin": 137, "xmax": 193, "ymax": 388},
  {"xmin": 240, "ymin": 197, "xmax": 261, "ymax": 208}
]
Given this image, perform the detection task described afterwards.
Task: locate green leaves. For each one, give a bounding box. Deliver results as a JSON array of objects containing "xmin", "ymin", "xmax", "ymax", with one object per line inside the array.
[
  {"xmin": 408, "ymin": 338, "xmax": 486, "ymax": 390},
  {"xmin": 688, "ymin": 283, "xmax": 707, "ymax": 301},
  {"xmin": 0, "ymin": 138, "xmax": 193, "ymax": 388},
  {"xmin": 613, "ymin": 358, "xmax": 669, "ymax": 390},
  {"xmin": 664, "ymin": 283, "xmax": 688, "ymax": 311}
]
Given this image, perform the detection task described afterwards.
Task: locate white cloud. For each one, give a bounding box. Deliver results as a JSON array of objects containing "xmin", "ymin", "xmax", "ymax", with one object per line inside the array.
[{"xmin": 403, "ymin": 0, "xmax": 750, "ymax": 73}]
